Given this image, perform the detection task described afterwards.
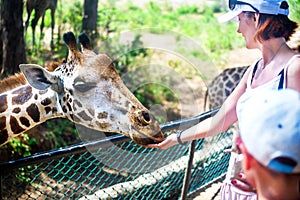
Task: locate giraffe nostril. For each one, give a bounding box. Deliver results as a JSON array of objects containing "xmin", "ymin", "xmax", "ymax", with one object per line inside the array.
[{"xmin": 135, "ymin": 110, "xmax": 151, "ymax": 126}]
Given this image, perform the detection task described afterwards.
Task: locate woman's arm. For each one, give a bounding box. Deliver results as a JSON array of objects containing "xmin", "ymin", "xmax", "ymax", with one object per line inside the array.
[{"xmin": 147, "ymin": 66, "xmax": 253, "ymax": 149}]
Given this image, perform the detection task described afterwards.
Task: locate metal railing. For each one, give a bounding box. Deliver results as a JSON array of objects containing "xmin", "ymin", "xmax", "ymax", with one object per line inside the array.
[{"xmin": 0, "ymin": 108, "xmax": 233, "ymax": 200}]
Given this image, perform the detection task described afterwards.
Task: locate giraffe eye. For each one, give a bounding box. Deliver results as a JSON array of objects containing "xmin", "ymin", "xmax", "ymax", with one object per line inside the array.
[{"xmin": 73, "ymin": 81, "xmax": 97, "ymax": 93}]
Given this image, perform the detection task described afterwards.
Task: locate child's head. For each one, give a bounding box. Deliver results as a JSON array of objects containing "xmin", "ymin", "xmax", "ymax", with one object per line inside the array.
[{"xmin": 238, "ymin": 89, "xmax": 300, "ymax": 174}]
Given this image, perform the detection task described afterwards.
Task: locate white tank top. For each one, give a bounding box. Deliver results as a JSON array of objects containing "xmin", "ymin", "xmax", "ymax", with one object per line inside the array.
[
  {"xmin": 224, "ymin": 54, "xmax": 300, "ymax": 186},
  {"xmin": 237, "ymin": 54, "xmax": 300, "ymax": 118}
]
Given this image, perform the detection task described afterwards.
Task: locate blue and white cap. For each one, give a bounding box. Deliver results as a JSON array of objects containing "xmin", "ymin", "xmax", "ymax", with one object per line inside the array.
[
  {"xmin": 238, "ymin": 89, "xmax": 300, "ymax": 174},
  {"xmin": 219, "ymin": 0, "xmax": 290, "ymax": 23}
]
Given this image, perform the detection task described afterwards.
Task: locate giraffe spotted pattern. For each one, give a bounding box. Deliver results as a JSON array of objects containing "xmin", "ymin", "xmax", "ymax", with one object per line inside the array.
[
  {"xmin": 204, "ymin": 66, "xmax": 249, "ymax": 110},
  {"xmin": 0, "ymin": 32, "xmax": 163, "ymax": 146}
]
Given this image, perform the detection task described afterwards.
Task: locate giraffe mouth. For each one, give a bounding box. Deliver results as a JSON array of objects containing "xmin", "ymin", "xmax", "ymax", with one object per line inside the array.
[
  {"xmin": 129, "ymin": 110, "xmax": 164, "ymax": 145},
  {"xmin": 131, "ymin": 130, "xmax": 164, "ymax": 145}
]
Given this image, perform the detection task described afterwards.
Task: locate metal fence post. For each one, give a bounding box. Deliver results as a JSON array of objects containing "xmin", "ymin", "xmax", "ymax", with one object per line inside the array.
[{"xmin": 180, "ymin": 140, "xmax": 197, "ymax": 200}]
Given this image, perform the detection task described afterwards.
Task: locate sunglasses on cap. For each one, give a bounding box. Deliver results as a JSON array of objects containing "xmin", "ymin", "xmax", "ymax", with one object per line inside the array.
[{"xmin": 229, "ymin": 0, "xmax": 259, "ymax": 12}]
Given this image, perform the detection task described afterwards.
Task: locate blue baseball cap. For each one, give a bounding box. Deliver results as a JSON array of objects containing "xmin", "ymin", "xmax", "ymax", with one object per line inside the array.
[{"xmin": 238, "ymin": 89, "xmax": 300, "ymax": 174}]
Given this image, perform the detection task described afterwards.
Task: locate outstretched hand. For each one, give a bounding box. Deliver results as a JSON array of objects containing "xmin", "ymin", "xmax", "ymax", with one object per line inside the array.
[{"xmin": 145, "ymin": 134, "xmax": 178, "ymax": 150}]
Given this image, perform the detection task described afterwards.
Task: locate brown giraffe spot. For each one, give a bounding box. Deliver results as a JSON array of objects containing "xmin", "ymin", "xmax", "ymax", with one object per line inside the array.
[
  {"xmin": 97, "ymin": 112, "xmax": 108, "ymax": 119},
  {"xmin": 73, "ymin": 115, "xmax": 81, "ymax": 123},
  {"xmin": 10, "ymin": 116, "xmax": 25, "ymax": 135},
  {"xmin": 0, "ymin": 129, "xmax": 8, "ymax": 145},
  {"xmin": 125, "ymin": 101, "xmax": 130, "ymax": 108},
  {"xmin": 88, "ymin": 109, "xmax": 94, "ymax": 116},
  {"xmin": 106, "ymin": 91, "xmax": 112, "ymax": 100},
  {"xmin": 0, "ymin": 116, "xmax": 6, "ymax": 130},
  {"xmin": 26, "ymin": 103, "xmax": 40, "ymax": 122},
  {"xmin": 41, "ymin": 98, "xmax": 52, "ymax": 106},
  {"xmin": 52, "ymin": 107, "xmax": 58, "ymax": 113},
  {"xmin": 12, "ymin": 86, "xmax": 33, "ymax": 105},
  {"xmin": 20, "ymin": 117, "xmax": 30, "ymax": 127},
  {"xmin": 96, "ymin": 122, "xmax": 111, "ymax": 129},
  {"xmin": 73, "ymin": 100, "xmax": 82, "ymax": 112},
  {"xmin": 66, "ymin": 103, "xmax": 72, "ymax": 112},
  {"xmin": 77, "ymin": 111, "xmax": 93, "ymax": 121},
  {"xmin": 0, "ymin": 94, "xmax": 8, "ymax": 113},
  {"xmin": 62, "ymin": 106, "xmax": 68, "ymax": 113},
  {"xmin": 12, "ymin": 107, "xmax": 21, "ymax": 114},
  {"xmin": 45, "ymin": 107, "xmax": 52, "ymax": 114},
  {"xmin": 74, "ymin": 99, "xmax": 82, "ymax": 107},
  {"xmin": 69, "ymin": 89, "xmax": 73, "ymax": 96}
]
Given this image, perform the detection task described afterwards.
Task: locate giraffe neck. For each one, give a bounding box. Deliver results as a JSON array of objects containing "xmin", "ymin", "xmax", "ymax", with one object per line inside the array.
[{"xmin": 0, "ymin": 84, "xmax": 64, "ymax": 145}]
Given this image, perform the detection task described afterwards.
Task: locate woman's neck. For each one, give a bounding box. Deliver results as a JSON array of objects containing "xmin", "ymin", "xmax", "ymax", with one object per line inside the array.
[{"xmin": 260, "ymin": 37, "xmax": 287, "ymax": 69}]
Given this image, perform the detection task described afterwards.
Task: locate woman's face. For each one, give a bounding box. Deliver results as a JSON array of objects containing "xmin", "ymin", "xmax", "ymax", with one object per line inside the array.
[{"xmin": 237, "ymin": 12, "xmax": 259, "ymax": 49}]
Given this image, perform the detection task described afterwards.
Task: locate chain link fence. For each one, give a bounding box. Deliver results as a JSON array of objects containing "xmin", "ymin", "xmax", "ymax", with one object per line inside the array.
[{"xmin": 0, "ymin": 109, "xmax": 233, "ymax": 200}]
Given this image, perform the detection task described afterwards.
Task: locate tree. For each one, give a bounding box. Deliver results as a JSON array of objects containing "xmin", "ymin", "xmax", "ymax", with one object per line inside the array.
[
  {"xmin": 82, "ymin": 0, "xmax": 98, "ymax": 40},
  {"xmin": 0, "ymin": 0, "xmax": 26, "ymax": 77}
]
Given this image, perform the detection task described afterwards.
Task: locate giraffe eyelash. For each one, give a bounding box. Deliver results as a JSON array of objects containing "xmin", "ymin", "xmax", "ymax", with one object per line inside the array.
[{"xmin": 73, "ymin": 81, "xmax": 97, "ymax": 93}]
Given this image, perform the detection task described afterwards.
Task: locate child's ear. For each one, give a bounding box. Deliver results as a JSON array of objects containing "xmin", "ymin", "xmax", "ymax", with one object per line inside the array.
[{"xmin": 239, "ymin": 142, "xmax": 253, "ymax": 171}]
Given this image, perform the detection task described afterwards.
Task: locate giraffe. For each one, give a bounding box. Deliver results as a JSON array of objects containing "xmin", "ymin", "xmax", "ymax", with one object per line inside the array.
[
  {"xmin": 24, "ymin": 0, "xmax": 57, "ymax": 49},
  {"xmin": 203, "ymin": 66, "xmax": 249, "ymax": 153},
  {"xmin": 0, "ymin": 32, "xmax": 164, "ymax": 146},
  {"xmin": 204, "ymin": 66, "xmax": 249, "ymax": 110}
]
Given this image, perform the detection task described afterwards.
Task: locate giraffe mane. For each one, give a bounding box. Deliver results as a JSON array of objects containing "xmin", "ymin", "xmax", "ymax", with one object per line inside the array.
[{"xmin": 0, "ymin": 60, "xmax": 63, "ymax": 94}]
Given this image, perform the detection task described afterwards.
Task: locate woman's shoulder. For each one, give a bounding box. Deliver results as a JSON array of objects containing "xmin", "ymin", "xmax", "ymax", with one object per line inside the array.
[
  {"xmin": 286, "ymin": 54, "xmax": 300, "ymax": 93},
  {"xmin": 243, "ymin": 58, "xmax": 262, "ymax": 80},
  {"xmin": 287, "ymin": 53, "xmax": 300, "ymax": 70}
]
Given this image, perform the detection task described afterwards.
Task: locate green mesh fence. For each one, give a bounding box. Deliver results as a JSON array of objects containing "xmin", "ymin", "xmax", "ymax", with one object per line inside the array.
[
  {"xmin": 0, "ymin": 111, "xmax": 233, "ymax": 200},
  {"xmin": 189, "ymin": 131, "xmax": 232, "ymax": 194}
]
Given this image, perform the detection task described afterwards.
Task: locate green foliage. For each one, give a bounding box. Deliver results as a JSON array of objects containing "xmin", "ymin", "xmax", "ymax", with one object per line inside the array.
[
  {"xmin": 134, "ymin": 83, "xmax": 177, "ymax": 107},
  {"xmin": 176, "ymin": 5, "xmax": 199, "ymax": 15},
  {"xmin": 112, "ymin": 34, "xmax": 148, "ymax": 74},
  {"xmin": 15, "ymin": 166, "xmax": 33, "ymax": 183},
  {"xmin": 289, "ymin": 0, "xmax": 300, "ymax": 22},
  {"xmin": 45, "ymin": 119, "xmax": 78, "ymax": 149},
  {"xmin": 61, "ymin": 0, "xmax": 83, "ymax": 33},
  {"xmin": 0, "ymin": 134, "xmax": 37, "ymax": 162},
  {"xmin": 0, "ymin": 120, "xmax": 78, "ymax": 161},
  {"xmin": 8, "ymin": 135, "xmax": 35, "ymax": 158}
]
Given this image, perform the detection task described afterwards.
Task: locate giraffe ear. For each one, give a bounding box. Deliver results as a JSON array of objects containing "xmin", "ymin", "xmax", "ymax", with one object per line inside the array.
[{"xmin": 19, "ymin": 64, "xmax": 60, "ymax": 91}]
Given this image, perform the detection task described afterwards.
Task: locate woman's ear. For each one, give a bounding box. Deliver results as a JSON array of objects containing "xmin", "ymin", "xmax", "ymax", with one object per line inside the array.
[{"xmin": 254, "ymin": 13, "xmax": 260, "ymax": 27}]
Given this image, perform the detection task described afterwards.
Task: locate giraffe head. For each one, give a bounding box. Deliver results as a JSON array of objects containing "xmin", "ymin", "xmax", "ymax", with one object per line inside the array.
[{"xmin": 20, "ymin": 32, "xmax": 164, "ymax": 145}]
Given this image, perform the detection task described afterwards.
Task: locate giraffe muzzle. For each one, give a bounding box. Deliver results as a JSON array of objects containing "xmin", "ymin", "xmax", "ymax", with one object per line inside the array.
[{"xmin": 130, "ymin": 110, "xmax": 164, "ymax": 145}]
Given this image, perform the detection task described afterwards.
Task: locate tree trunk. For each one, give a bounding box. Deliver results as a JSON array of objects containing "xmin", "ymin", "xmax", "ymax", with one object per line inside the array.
[
  {"xmin": 82, "ymin": 0, "xmax": 98, "ymax": 40},
  {"xmin": 0, "ymin": 0, "xmax": 26, "ymax": 77},
  {"xmin": 0, "ymin": 0, "xmax": 2, "ymax": 70}
]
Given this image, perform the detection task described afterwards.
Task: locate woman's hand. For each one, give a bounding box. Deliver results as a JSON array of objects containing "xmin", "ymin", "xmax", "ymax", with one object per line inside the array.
[
  {"xmin": 146, "ymin": 134, "xmax": 178, "ymax": 149},
  {"xmin": 231, "ymin": 173, "xmax": 256, "ymax": 193}
]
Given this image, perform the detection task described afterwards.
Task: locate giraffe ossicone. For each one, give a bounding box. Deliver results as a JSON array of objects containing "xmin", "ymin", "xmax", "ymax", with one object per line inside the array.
[{"xmin": 0, "ymin": 32, "xmax": 164, "ymax": 146}]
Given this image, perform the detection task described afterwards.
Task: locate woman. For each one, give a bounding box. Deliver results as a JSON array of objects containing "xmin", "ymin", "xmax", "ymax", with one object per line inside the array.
[{"xmin": 147, "ymin": 0, "xmax": 300, "ymax": 199}]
